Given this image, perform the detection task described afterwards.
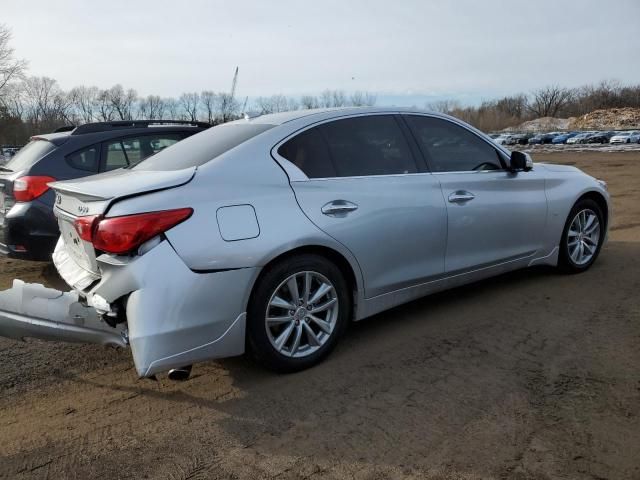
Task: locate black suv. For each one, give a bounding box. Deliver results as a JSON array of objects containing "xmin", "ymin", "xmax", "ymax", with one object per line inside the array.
[{"xmin": 0, "ymin": 120, "xmax": 209, "ymax": 260}]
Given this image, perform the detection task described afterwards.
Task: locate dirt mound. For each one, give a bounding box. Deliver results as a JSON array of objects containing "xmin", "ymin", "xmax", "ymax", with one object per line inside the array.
[
  {"xmin": 505, "ymin": 117, "xmax": 571, "ymax": 132},
  {"xmin": 568, "ymin": 107, "xmax": 640, "ymax": 130}
]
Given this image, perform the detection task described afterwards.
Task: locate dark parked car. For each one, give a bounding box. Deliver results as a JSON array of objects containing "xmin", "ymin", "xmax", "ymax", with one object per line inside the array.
[
  {"xmin": 528, "ymin": 133, "xmax": 558, "ymax": 144},
  {"xmin": 0, "ymin": 120, "xmax": 209, "ymax": 260},
  {"xmin": 585, "ymin": 131, "xmax": 616, "ymax": 144}
]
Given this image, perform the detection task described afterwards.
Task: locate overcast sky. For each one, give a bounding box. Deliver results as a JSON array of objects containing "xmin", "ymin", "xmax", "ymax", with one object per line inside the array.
[{"xmin": 3, "ymin": 0, "xmax": 640, "ymax": 106}]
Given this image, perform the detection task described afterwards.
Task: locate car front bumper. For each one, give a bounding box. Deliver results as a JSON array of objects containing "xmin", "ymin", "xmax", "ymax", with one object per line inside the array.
[{"xmin": 0, "ymin": 238, "xmax": 258, "ymax": 377}]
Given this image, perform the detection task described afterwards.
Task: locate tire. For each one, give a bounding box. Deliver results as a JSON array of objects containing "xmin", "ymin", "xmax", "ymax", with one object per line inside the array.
[
  {"xmin": 247, "ymin": 254, "xmax": 351, "ymax": 373},
  {"xmin": 558, "ymin": 198, "xmax": 605, "ymax": 273}
]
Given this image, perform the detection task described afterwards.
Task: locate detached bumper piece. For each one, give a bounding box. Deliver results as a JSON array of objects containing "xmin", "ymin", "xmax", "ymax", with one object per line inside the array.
[{"xmin": 0, "ymin": 280, "xmax": 127, "ymax": 347}]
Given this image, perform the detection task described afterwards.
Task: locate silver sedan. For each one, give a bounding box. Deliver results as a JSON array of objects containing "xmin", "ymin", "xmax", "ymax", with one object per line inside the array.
[{"xmin": 0, "ymin": 108, "xmax": 610, "ymax": 376}]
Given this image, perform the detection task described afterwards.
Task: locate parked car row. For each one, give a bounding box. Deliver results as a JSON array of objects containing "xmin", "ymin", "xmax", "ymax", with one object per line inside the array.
[
  {"xmin": 491, "ymin": 130, "xmax": 640, "ymax": 145},
  {"xmin": 1, "ymin": 145, "xmax": 23, "ymax": 164},
  {"xmin": 0, "ymin": 108, "xmax": 610, "ymax": 379}
]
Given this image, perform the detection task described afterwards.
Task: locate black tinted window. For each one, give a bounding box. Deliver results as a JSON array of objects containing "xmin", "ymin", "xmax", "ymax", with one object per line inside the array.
[
  {"xmin": 277, "ymin": 128, "xmax": 335, "ymax": 178},
  {"xmin": 4, "ymin": 140, "xmax": 56, "ymax": 172},
  {"xmin": 405, "ymin": 115, "xmax": 502, "ymax": 172},
  {"xmin": 67, "ymin": 146, "xmax": 99, "ymax": 172},
  {"xmin": 320, "ymin": 116, "xmax": 417, "ymax": 177},
  {"xmin": 134, "ymin": 124, "xmax": 273, "ymax": 171}
]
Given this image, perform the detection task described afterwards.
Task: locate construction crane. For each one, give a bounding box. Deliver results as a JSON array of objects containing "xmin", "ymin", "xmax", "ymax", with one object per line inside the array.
[{"xmin": 230, "ymin": 66, "xmax": 238, "ymax": 103}]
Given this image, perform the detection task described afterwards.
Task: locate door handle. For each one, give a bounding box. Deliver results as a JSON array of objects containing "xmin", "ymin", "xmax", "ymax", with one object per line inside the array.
[
  {"xmin": 321, "ymin": 200, "xmax": 359, "ymax": 216},
  {"xmin": 448, "ymin": 191, "xmax": 475, "ymax": 203}
]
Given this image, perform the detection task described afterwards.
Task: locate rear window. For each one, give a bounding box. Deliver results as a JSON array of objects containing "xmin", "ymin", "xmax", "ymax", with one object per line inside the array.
[
  {"xmin": 133, "ymin": 123, "xmax": 274, "ymax": 171},
  {"xmin": 4, "ymin": 140, "xmax": 56, "ymax": 172}
]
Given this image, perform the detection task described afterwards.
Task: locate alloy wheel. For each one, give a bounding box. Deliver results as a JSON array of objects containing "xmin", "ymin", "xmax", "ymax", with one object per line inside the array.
[
  {"xmin": 567, "ymin": 208, "xmax": 601, "ymax": 265},
  {"xmin": 265, "ymin": 271, "xmax": 339, "ymax": 358}
]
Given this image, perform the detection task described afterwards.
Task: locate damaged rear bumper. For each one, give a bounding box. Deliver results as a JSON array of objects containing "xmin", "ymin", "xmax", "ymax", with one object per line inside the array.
[
  {"xmin": 0, "ymin": 280, "xmax": 127, "ymax": 347},
  {"xmin": 0, "ymin": 240, "xmax": 257, "ymax": 378}
]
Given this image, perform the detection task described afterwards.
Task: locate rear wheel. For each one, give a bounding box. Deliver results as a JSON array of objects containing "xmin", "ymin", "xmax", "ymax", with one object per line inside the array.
[
  {"xmin": 559, "ymin": 199, "xmax": 604, "ymax": 273},
  {"xmin": 247, "ymin": 254, "xmax": 350, "ymax": 372}
]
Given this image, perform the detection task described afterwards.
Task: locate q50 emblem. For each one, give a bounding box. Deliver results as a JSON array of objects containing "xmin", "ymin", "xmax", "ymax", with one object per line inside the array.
[
  {"xmin": 55, "ymin": 194, "xmax": 62, "ymax": 205},
  {"xmin": 78, "ymin": 205, "xmax": 89, "ymax": 215}
]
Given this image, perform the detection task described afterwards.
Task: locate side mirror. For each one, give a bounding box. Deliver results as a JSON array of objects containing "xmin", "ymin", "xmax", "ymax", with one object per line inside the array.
[{"xmin": 509, "ymin": 151, "xmax": 533, "ymax": 172}]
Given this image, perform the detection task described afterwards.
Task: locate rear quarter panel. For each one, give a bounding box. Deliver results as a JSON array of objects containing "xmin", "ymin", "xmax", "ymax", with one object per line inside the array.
[{"xmin": 105, "ymin": 139, "xmax": 364, "ymax": 291}]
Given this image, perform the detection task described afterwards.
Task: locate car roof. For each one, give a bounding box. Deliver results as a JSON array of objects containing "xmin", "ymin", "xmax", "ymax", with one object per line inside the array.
[
  {"xmin": 236, "ymin": 106, "xmax": 442, "ymax": 126},
  {"xmin": 29, "ymin": 123, "xmax": 208, "ymax": 147}
]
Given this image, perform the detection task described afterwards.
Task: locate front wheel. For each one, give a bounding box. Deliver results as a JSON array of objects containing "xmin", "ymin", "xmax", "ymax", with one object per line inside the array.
[
  {"xmin": 247, "ymin": 254, "xmax": 350, "ymax": 372},
  {"xmin": 559, "ymin": 199, "xmax": 604, "ymax": 273}
]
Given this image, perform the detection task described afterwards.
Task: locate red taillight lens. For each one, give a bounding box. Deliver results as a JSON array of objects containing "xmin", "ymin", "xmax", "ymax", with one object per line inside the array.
[
  {"xmin": 73, "ymin": 215, "xmax": 99, "ymax": 242},
  {"xmin": 82, "ymin": 208, "xmax": 193, "ymax": 255},
  {"xmin": 13, "ymin": 176, "xmax": 56, "ymax": 202}
]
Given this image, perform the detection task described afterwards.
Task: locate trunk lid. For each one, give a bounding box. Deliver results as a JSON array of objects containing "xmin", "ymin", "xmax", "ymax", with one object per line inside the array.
[
  {"xmin": 51, "ymin": 166, "xmax": 196, "ymax": 283},
  {"xmin": 51, "ymin": 166, "xmax": 196, "ymax": 208}
]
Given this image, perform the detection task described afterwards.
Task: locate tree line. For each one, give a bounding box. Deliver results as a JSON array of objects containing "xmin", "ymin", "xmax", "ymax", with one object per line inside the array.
[
  {"xmin": 0, "ymin": 76, "xmax": 378, "ymax": 144},
  {"xmin": 428, "ymin": 80, "xmax": 640, "ymax": 132},
  {"xmin": 2, "ymin": 23, "xmax": 640, "ymax": 144}
]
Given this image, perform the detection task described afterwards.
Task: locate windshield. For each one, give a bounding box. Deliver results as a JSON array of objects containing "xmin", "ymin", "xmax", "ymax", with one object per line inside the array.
[
  {"xmin": 4, "ymin": 139, "xmax": 56, "ymax": 172},
  {"xmin": 133, "ymin": 123, "xmax": 274, "ymax": 171}
]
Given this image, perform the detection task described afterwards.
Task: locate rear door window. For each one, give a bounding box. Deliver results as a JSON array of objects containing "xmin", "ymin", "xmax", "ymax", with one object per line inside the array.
[
  {"xmin": 278, "ymin": 115, "xmax": 417, "ymax": 178},
  {"xmin": 4, "ymin": 140, "xmax": 56, "ymax": 172},
  {"xmin": 319, "ymin": 115, "xmax": 417, "ymax": 177}
]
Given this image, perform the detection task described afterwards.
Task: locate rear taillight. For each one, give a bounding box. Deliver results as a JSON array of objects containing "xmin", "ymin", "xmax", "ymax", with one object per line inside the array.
[
  {"xmin": 13, "ymin": 176, "xmax": 56, "ymax": 202},
  {"xmin": 74, "ymin": 215, "xmax": 99, "ymax": 242},
  {"xmin": 73, "ymin": 208, "xmax": 193, "ymax": 255}
]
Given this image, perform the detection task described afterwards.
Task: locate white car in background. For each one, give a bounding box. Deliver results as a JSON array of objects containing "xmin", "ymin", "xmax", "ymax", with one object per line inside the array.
[
  {"xmin": 567, "ymin": 132, "xmax": 592, "ymax": 144},
  {"xmin": 493, "ymin": 134, "xmax": 513, "ymax": 145},
  {"xmin": 609, "ymin": 131, "xmax": 640, "ymax": 144}
]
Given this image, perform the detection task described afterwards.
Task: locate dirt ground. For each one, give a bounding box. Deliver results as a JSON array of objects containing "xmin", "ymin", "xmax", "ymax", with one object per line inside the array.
[{"xmin": 0, "ymin": 151, "xmax": 639, "ymax": 480}]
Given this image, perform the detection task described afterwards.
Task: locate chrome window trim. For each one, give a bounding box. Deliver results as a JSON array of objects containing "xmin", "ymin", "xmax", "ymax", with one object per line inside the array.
[{"xmin": 271, "ymin": 111, "xmax": 513, "ymax": 181}]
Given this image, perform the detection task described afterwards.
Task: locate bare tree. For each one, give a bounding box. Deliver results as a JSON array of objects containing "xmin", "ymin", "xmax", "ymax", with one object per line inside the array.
[
  {"xmin": 95, "ymin": 89, "xmax": 114, "ymax": 121},
  {"xmin": 426, "ymin": 99, "xmax": 460, "ymax": 114},
  {"xmin": 69, "ymin": 85, "xmax": 99, "ymax": 123},
  {"xmin": 287, "ymin": 97, "xmax": 299, "ymax": 111},
  {"xmin": 137, "ymin": 95, "xmax": 165, "ymax": 119},
  {"xmin": 148, "ymin": 95, "xmax": 165, "ymax": 119},
  {"xmin": 320, "ymin": 89, "xmax": 333, "ymax": 108},
  {"xmin": 216, "ymin": 92, "xmax": 239, "ymax": 123},
  {"xmin": 179, "ymin": 92, "xmax": 199, "ymax": 121},
  {"xmin": 0, "ymin": 24, "xmax": 27, "ymax": 95},
  {"xmin": 22, "ymin": 76, "xmax": 70, "ymax": 129},
  {"xmin": 164, "ymin": 97, "xmax": 180, "ymax": 120},
  {"xmin": 319, "ymin": 89, "xmax": 347, "ymax": 108},
  {"xmin": 495, "ymin": 94, "xmax": 527, "ymax": 119},
  {"xmin": 200, "ymin": 91, "xmax": 217, "ymax": 123},
  {"xmin": 350, "ymin": 91, "xmax": 377, "ymax": 107},
  {"xmin": 0, "ymin": 81, "xmax": 24, "ymax": 118},
  {"xmin": 332, "ymin": 90, "xmax": 346, "ymax": 107},
  {"xmin": 300, "ymin": 95, "xmax": 318, "ymax": 109},
  {"xmin": 255, "ymin": 94, "xmax": 289, "ymax": 114},
  {"xmin": 108, "ymin": 84, "xmax": 138, "ymax": 120},
  {"xmin": 527, "ymin": 85, "xmax": 573, "ymax": 117}
]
